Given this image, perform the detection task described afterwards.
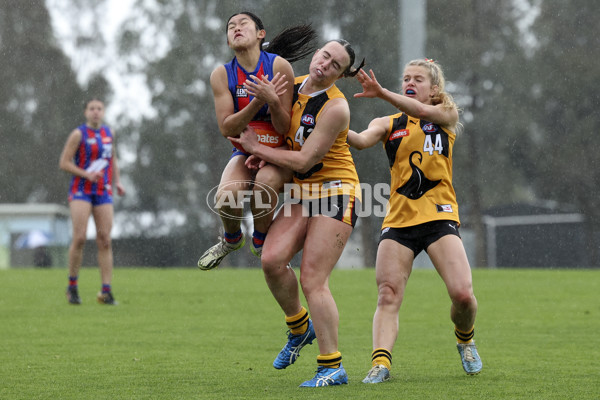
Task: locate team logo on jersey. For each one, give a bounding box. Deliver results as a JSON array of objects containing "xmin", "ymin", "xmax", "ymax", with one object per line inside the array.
[
  {"xmin": 102, "ymin": 137, "xmax": 112, "ymax": 144},
  {"xmin": 390, "ymin": 129, "xmax": 409, "ymax": 141},
  {"xmin": 86, "ymin": 138, "xmax": 97, "ymax": 145},
  {"xmin": 236, "ymin": 85, "xmax": 248, "ymax": 98},
  {"xmin": 396, "ymin": 151, "xmax": 441, "ymax": 199},
  {"xmin": 301, "ymin": 114, "xmax": 315, "ymax": 126},
  {"xmin": 422, "ymin": 123, "xmax": 437, "ymax": 133}
]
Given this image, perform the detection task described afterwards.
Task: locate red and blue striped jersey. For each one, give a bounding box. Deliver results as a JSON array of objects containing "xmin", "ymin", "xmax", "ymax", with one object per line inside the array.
[
  {"xmin": 224, "ymin": 51, "xmax": 277, "ymax": 122},
  {"xmin": 69, "ymin": 124, "xmax": 114, "ymax": 196}
]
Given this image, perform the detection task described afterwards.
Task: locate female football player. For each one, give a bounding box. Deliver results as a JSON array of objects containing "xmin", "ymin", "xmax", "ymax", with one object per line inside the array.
[
  {"xmin": 347, "ymin": 59, "xmax": 482, "ymax": 383},
  {"xmin": 59, "ymin": 98, "xmax": 125, "ymax": 305},
  {"xmin": 197, "ymin": 12, "xmax": 316, "ymax": 270},
  {"xmin": 231, "ymin": 39, "xmax": 364, "ymax": 387}
]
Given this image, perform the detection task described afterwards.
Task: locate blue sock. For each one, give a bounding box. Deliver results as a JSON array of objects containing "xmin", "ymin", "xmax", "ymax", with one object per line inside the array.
[
  {"xmin": 102, "ymin": 284, "xmax": 111, "ymax": 293},
  {"xmin": 252, "ymin": 230, "xmax": 266, "ymax": 248},
  {"xmin": 224, "ymin": 229, "xmax": 243, "ymax": 244},
  {"xmin": 69, "ymin": 276, "xmax": 78, "ymax": 288}
]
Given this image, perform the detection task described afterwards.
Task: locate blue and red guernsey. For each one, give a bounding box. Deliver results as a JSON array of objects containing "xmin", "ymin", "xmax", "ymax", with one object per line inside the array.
[
  {"xmin": 225, "ymin": 51, "xmax": 277, "ymax": 119},
  {"xmin": 224, "ymin": 51, "xmax": 284, "ymax": 151},
  {"xmin": 69, "ymin": 124, "xmax": 114, "ymax": 196}
]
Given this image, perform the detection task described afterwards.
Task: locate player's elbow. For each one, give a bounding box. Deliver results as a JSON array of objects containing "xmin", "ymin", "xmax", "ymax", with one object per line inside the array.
[
  {"xmin": 295, "ymin": 163, "xmax": 312, "ymax": 174},
  {"xmin": 219, "ymin": 127, "xmax": 238, "ymax": 138},
  {"xmin": 294, "ymin": 155, "xmax": 321, "ymax": 174},
  {"xmin": 350, "ymin": 139, "xmax": 366, "ymax": 150},
  {"xmin": 411, "ymin": 103, "xmax": 432, "ymax": 120}
]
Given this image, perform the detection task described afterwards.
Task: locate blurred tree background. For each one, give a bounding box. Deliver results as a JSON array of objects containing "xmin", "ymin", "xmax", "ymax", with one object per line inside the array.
[{"xmin": 2, "ymin": 0, "xmax": 598, "ymax": 267}]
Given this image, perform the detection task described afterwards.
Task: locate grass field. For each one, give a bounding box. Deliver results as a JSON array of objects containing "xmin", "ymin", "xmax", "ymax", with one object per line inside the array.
[{"xmin": 1, "ymin": 267, "xmax": 598, "ymax": 399}]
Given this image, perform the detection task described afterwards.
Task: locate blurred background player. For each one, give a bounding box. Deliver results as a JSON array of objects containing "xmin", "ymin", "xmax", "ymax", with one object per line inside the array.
[
  {"xmin": 59, "ymin": 98, "xmax": 125, "ymax": 305},
  {"xmin": 348, "ymin": 59, "xmax": 482, "ymax": 383},
  {"xmin": 197, "ymin": 12, "xmax": 316, "ymax": 270}
]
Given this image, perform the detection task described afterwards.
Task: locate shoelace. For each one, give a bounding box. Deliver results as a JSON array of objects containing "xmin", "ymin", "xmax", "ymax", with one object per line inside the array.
[
  {"xmin": 214, "ymin": 237, "xmax": 238, "ymax": 253},
  {"xmin": 463, "ymin": 345, "xmax": 476, "ymax": 362},
  {"xmin": 367, "ymin": 365, "xmax": 385, "ymax": 377}
]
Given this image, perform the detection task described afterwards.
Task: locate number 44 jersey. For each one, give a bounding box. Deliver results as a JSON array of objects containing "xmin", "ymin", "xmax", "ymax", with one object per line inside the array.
[{"xmin": 382, "ymin": 112, "xmax": 460, "ymax": 229}]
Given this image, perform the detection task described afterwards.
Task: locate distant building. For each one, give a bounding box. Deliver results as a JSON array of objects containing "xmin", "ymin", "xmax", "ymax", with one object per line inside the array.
[
  {"xmin": 0, "ymin": 203, "xmax": 70, "ymax": 268},
  {"xmin": 480, "ymin": 203, "xmax": 589, "ymax": 268}
]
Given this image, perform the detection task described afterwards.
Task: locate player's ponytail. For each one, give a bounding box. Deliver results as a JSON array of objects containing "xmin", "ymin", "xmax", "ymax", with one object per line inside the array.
[
  {"xmin": 264, "ymin": 24, "xmax": 318, "ymax": 63},
  {"xmin": 227, "ymin": 12, "xmax": 317, "ymax": 63}
]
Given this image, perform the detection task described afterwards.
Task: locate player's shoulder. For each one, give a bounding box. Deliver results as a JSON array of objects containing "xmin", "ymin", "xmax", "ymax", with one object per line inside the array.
[
  {"xmin": 71, "ymin": 126, "xmax": 84, "ymax": 138},
  {"xmin": 210, "ymin": 64, "xmax": 227, "ymax": 79},
  {"xmin": 273, "ymin": 55, "xmax": 293, "ymax": 73},
  {"xmin": 320, "ymin": 97, "xmax": 350, "ymax": 123},
  {"xmin": 373, "ymin": 115, "xmax": 393, "ymax": 127},
  {"xmin": 210, "ymin": 65, "xmax": 228, "ymax": 88}
]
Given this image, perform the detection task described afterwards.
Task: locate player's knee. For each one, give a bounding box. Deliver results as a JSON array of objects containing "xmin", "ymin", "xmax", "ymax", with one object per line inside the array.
[
  {"xmin": 71, "ymin": 234, "xmax": 86, "ymax": 249},
  {"xmin": 95, "ymin": 233, "xmax": 112, "ymax": 250},
  {"xmin": 451, "ymin": 288, "xmax": 476, "ymax": 309},
  {"xmin": 299, "ymin": 276, "xmax": 316, "ymax": 296},
  {"xmin": 377, "ymin": 282, "xmax": 402, "ymax": 307},
  {"xmin": 255, "ymin": 170, "xmax": 285, "ymax": 193},
  {"xmin": 298, "ymin": 268, "xmax": 325, "ymax": 296},
  {"xmin": 261, "ymin": 250, "xmax": 286, "ymax": 277}
]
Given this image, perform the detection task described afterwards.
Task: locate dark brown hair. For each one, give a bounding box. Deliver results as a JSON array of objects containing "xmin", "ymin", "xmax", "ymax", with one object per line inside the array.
[
  {"xmin": 227, "ymin": 12, "xmax": 317, "ymax": 63},
  {"xmin": 83, "ymin": 98, "xmax": 104, "ymax": 110},
  {"xmin": 327, "ymin": 39, "xmax": 365, "ymax": 78}
]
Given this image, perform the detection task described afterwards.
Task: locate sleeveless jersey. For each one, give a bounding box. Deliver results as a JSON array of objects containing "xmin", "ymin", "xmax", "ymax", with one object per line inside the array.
[
  {"xmin": 382, "ymin": 112, "xmax": 459, "ymax": 228},
  {"xmin": 285, "ymin": 75, "xmax": 360, "ymax": 200},
  {"xmin": 69, "ymin": 124, "xmax": 114, "ymax": 196},
  {"xmin": 224, "ymin": 51, "xmax": 283, "ymax": 149}
]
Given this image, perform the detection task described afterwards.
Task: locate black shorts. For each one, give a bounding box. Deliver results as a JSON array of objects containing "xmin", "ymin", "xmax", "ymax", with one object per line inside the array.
[
  {"xmin": 379, "ymin": 220, "xmax": 461, "ymax": 256},
  {"xmin": 283, "ymin": 195, "xmax": 360, "ymax": 227}
]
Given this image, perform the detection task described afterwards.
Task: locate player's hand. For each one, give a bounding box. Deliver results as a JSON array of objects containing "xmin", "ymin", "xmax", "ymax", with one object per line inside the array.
[
  {"xmin": 116, "ymin": 182, "xmax": 126, "ymax": 196},
  {"xmin": 244, "ymin": 73, "xmax": 284, "ymax": 106},
  {"xmin": 229, "ymin": 126, "xmax": 259, "ymax": 153},
  {"xmin": 354, "ymin": 69, "xmax": 383, "ymax": 99},
  {"xmin": 245, "ymin": 155, "xmax": 266, "ymax": 170},
  {"xmin": 86, "ymin": 170, "xmax": 103, "ymax": 183},
  {"xmin": 270, "ymin": 72, "xmax": 289, "ymax": 97}
]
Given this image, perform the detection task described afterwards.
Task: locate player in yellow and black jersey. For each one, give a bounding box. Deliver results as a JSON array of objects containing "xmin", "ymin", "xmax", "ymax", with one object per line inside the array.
[
  {"xmin": 381, "ymin": 111, "xmax": 459, "ymax": 228},
  {"xmin": 231, "ymin": 39, "xmax": 364, "ymax": 388},
  {"xmin": 282, "ymin": 73, "xmax": 361, "ymax": 226},
  {"xmin": 348, "ymin": 58, "xmax": 482, "ymax": 383}
]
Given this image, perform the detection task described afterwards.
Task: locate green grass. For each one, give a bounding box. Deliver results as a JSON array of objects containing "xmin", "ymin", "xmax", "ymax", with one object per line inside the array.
[{"xmin": 1, "ymin": 267, "xmax": 598, "ymax": 399}]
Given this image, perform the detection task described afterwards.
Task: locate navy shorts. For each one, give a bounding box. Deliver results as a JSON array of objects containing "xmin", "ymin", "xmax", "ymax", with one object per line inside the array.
[
  {"xmin": 282, "ymin": 195, "xmax": 360, "ymax": 227},
  {"xmin": 380, "ymin": 220, "xmax": 461, "ymax": 256},
  {"xmin": 231, "ymin": 147, "xmax": 250, "ymax": 158},
  {"xmin": 69, "ymin": 191, "xmax": 113, "ymax": 206}
]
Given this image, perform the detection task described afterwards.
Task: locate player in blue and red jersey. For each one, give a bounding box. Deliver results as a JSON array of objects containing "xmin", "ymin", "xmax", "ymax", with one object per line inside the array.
[
  {"xmin": 59, "ymin": 98, "xmax": 125, "ymax": 305},
  {"xmin": 198, "ymin": 12, "xmax": 316, "ymax": 270}
]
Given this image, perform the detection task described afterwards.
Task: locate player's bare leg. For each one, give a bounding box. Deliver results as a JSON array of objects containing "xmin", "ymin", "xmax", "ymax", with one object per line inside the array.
[
  {"xmin": 198, "ymin": 156, "xmax": 251, "ymax": 270},
  {"xmin": 93, "ymin": 203, "xmax": 116, "ymax": 304},
  {"xmin": 65, "ymin": 200, "xmax": 92, "ymax": 304},
  {"xmin": 429, "ymin": 235, "xmax": 482, "ymax": 374}
]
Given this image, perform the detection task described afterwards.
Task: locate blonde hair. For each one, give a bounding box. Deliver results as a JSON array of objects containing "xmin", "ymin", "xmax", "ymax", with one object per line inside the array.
[{"xmin": 405, "ymin": 59, "xmax": 457, "ymax": 112}]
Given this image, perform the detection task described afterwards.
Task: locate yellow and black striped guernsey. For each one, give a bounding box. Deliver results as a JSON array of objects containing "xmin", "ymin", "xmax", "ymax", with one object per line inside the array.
[
  {"xmin": 285, "ymin": 75, "xmax": 360, "ymax": 201},
  {"xmin": 382, "ymin": 112, "xmax": 459, "ymax": 228}
]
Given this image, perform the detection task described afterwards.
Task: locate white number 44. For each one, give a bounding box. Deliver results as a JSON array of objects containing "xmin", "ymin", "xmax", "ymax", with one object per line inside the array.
[{"xmin": 423, "ymin": 134, "xmax": 443, "ymax": 155}]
